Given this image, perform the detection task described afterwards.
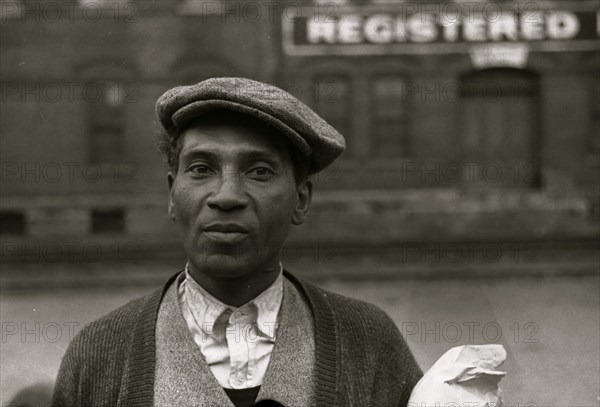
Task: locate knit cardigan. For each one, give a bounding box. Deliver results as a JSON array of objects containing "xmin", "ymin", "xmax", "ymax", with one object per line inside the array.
[{"xmin": 52, "ymin": 270, "xmax": 422, "ymax": 406}]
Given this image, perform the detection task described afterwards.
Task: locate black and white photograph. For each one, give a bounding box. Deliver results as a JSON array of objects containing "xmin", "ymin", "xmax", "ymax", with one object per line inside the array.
[{"xmin": 0, "ymin": 0, "xmax": 599, "ymax": 406}]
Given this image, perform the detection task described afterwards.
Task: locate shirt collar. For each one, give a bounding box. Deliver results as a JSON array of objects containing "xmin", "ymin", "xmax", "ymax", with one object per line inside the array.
[{"xmin": 181, "ymin": 262, "xmax": 284, "ymax": 341}]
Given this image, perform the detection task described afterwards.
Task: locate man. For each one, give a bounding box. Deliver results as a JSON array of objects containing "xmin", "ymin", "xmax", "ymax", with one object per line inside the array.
[{"xmin": 52, "ymin": 78, "xmax": 422, "ymax": 406}]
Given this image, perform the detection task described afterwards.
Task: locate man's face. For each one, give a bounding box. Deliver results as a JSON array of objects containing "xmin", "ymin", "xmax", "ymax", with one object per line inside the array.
[{"xmin": 168, "ymin": 121, "xmax": 311, "ymax": 279}]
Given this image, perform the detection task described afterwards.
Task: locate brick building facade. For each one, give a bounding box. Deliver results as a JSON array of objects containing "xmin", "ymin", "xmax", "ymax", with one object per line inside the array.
[{"xmin": 1, "ymin": 0, "xmax": 598, "ymax": 274}]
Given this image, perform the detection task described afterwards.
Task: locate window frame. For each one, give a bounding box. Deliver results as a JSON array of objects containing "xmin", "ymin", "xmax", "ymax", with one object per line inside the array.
[{"xmin": 370, "ymin": 73, "xmax": 412, "ymax": 158}]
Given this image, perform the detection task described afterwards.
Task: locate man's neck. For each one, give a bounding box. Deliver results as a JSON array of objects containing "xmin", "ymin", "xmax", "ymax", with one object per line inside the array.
[{"xmin": 187, "ymin": 262, "xmax": 281, "ymax": 307}]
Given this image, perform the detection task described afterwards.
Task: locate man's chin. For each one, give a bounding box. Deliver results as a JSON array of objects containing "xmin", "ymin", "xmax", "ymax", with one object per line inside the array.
[{"xmin": 189, "ymin": 253, "xmax": 262, "ymax": 279}]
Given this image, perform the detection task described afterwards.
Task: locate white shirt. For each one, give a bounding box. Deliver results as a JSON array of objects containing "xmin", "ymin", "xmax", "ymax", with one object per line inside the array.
[{"xmin": 178, "ymin": 264, "xmax": 284, "ymax": 389}]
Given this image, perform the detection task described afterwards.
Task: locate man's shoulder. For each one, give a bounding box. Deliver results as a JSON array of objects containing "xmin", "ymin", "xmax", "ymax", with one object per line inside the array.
[
  {"xmin": 68, "ymin": 289, "xmax": 160, "ymax": 357},
  {"xmin": 284, "ymin": 273, "xmax": 423, "ymax": 403},
  {"xmin": 290, "ymin": 275, "xmax": 400, "ymax": 340},
  {"xmin": 321, "ymin": 286, "xmax": 397, "ymax": 331}
]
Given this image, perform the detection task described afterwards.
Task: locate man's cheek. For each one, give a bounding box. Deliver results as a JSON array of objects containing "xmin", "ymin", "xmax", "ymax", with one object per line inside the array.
[
  {"xmin": 173, "ymin": 188, "xmax": 202, "ymax": 221},
  {"xmin": 262, "ymin": 215, "xmax": 292, "ymax": 244},
  {"xmin": 173, "ymin": 203, "xmax": 192, "ymax": 225}
]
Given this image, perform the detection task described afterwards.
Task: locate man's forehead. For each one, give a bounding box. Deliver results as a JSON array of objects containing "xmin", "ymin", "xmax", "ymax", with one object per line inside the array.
[{"xmin": 179, "ymin": 124, "xmax": 290, "ymax": 160}]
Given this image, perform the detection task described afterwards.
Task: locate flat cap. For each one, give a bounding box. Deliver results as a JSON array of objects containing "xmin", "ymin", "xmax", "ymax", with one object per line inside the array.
[{"xmin": 156, "ymin": 77, "xmax": 346, "ymax": 174}]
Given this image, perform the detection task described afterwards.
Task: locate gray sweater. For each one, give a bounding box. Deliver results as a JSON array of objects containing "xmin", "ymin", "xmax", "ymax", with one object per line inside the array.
[{"xmin": 52, "ymin": 270, "xmax": 422, "ymax": 406}]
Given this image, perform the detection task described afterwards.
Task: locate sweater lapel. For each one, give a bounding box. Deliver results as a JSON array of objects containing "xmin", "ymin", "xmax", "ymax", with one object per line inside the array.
[
  {"xmin": 124, "ymin": 272, "xmax": 180, "ymax": 407},
  {"xmin": 257, "ymin": 277, "xmax": 316, "ymax": 405},
  {"xmin": 283, "ymin": 271, "xmax": 341, "ymax": 406},
  {"xmin": 154, "ymin": 279, "xmax": 234, "ymax": 406}
]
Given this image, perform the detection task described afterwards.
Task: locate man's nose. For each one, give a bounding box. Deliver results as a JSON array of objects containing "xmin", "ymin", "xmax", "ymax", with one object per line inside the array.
[{"xmin": 206, "ymin": 171, "xmax": 249, "ymax": 211}]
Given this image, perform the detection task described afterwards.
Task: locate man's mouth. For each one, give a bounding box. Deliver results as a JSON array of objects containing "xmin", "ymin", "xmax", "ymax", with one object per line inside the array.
[{"xmin": 203, "ymin": 223, "xmax": 249, "ymax": 244}]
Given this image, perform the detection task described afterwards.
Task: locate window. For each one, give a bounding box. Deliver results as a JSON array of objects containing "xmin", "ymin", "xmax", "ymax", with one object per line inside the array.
[
  {"xmin": 0, "ymin": 210, "xmax": 26, "ymax": 235},
  {"xmin": 175, "ymin": 60, "xmax": 234, "ymax": 86},
  {"xmin": 371, "ymin": 75, "xmax": 410, "ymax": 156},
  {"xmin": 460, "ymin": 68, "xmax": 540, "ymax": 188},
  {"xmin": 91, "ymin": 208, "xmax": 125, "ymax": 234},
  {"xmin": 312, "ymin": 75, "xmax": 351, "ymax": 139},
  {"xmin": 588, "ymin": 73, "xmax": 600, "ymax": 165},
  {"xmin": 177, "ymin": 0, "xmax": 224, "ymax": 15},
  {"xmin": 79, "ymin": 0, "xmax": 130, "ymax": 8},
  {"xmin": 87, "ymin": 80, "xmax": 126, "ymax": 164},
  {"xmin": 78, "ymin": 0, "xmax": 134, "ymax": 21}
]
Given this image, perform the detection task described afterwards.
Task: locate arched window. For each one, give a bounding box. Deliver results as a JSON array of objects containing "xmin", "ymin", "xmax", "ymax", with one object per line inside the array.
[
  {"xmin": 312, "ymin": 74, "xmax": 351, "ymax": 140},
  {"xmin": 0, "ymin": 210, "xmax": 26, "ymax": 235},
  {"xmin": 172, "ymin": 58, "xmax": 236, "ymax": 85},
  {"xmin": 460, "ymin": 68, "xmax": 541, "ymax": 188},
  {"xmin": 371, "ymin": 75, "xmax": 410, "ymax": 157},
  {"xmin": 79, "ymin": 64, "xmax": 134, "ymax": 165},
  {"xmin": 588, "ymin": 72, "xmax": 600, "ymax": 165},
  {"xmin": 86, "ymin": 79, "xmax": 127, "ymax": 164}
]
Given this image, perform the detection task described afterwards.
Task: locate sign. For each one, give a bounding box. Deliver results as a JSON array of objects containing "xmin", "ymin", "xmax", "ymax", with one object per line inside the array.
[
  {"xmin": 283, "ymin": 2, "xmax": 600, "ymax": 55},
  {"xmin": 469, "ymin": 43, "xmax": 529, "ymax": 69}
]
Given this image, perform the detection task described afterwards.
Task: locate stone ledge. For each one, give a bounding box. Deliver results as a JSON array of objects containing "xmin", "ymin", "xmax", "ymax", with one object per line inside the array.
[{"xmin": 1, "ymin": 239, "xmax": 598, "ymax": 292}]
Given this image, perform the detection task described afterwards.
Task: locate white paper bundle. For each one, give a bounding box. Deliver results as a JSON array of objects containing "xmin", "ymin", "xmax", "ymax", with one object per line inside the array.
[{"xmin": 408, "ymin": 344, "xmax": 507, "ymax": 407}]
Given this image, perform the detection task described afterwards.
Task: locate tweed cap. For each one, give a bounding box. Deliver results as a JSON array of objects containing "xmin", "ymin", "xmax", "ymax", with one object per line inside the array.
[{"xmin": 156, "ymin": 77, "xmax": 346, "ymax": 174}]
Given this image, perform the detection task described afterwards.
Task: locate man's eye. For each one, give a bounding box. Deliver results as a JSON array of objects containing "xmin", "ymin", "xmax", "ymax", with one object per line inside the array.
[
  {"xmin": 247, "ymin": 167, "xmax": 274, "ymax": 179},
  {"xmin": 189, "ymin": 165, "xmax": 214, "ymax": 176}
]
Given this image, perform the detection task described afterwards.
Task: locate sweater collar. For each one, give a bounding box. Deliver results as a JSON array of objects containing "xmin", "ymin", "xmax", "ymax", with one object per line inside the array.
[{"xmin": 124, "ymin": 269, "xmax": 339, "ymax": 407}]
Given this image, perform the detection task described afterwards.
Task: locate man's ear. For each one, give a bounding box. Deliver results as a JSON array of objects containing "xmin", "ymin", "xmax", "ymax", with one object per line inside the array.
[
  {"xmin": 167, "ymin": 171, "xmax": 176, "ymax": 221},
  {"xmin": 292, "ymin": 179, "xmax": 312, "ymax": 226}
]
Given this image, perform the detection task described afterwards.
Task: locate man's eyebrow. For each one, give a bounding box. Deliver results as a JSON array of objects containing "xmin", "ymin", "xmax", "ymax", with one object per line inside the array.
[
  {"xmin": 240, "ymin": 150, "xmax": 283, "ymax": 163},
  {"xmin": 180, "ymin": 149, "xmax": 219, "ymax": 162},
  {"xmin": 180, "ymin": 148, "xmax": 284, "ymax": 163}
]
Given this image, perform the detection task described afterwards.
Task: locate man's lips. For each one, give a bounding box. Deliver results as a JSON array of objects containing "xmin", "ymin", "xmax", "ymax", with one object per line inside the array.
[
  {"xmin": 204, "ymin": 223, "xmax": 249, "ymax": 233},
  {"xmin": 202, "ymin": 223, "xmax": 249, "ymax": 244}
]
